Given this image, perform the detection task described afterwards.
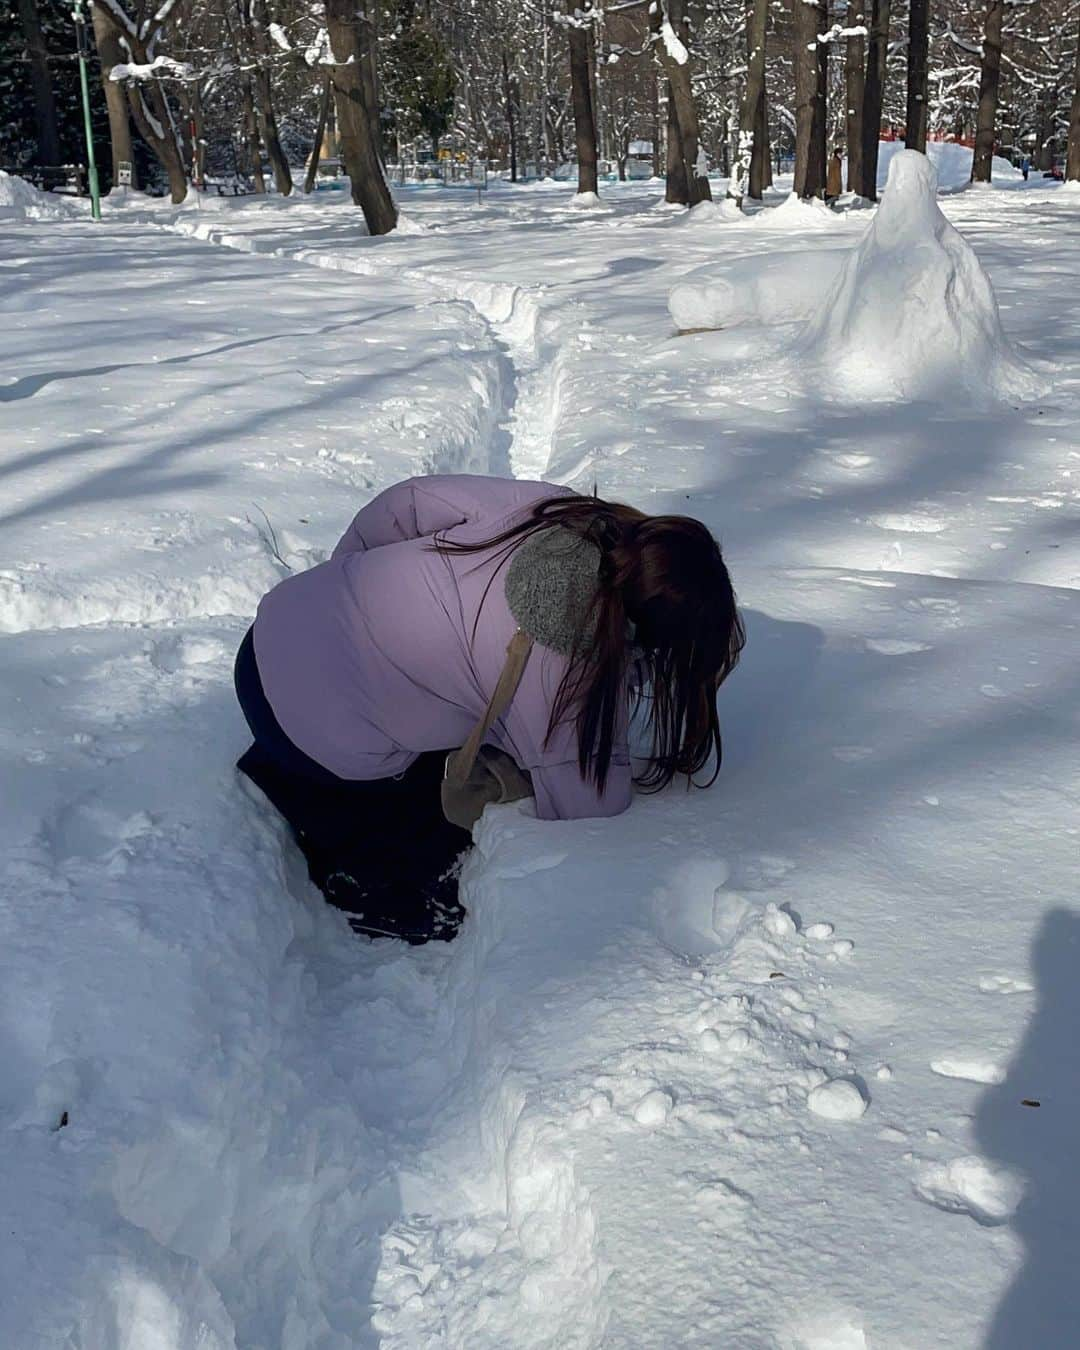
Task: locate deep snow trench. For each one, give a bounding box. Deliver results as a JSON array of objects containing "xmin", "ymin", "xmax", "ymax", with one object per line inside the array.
[{"xmin": 163, "ymin": 209, "xmax": 563, "ymax": 485}]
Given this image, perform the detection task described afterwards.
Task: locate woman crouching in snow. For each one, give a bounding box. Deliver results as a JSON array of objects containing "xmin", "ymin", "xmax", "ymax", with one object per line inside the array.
[{"xmin": 234, "ymin": 475, "xmax": 744, "ymax": 943}]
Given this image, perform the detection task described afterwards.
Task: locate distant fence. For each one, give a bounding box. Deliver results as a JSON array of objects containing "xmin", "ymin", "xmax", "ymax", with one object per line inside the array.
[
  {"xmin": 383, "ymin": 160, "xmax": 488, "ymax": 187},
  {"xmin": 3, "ymin": 164, "xmax": 87, "ymax": 195}
]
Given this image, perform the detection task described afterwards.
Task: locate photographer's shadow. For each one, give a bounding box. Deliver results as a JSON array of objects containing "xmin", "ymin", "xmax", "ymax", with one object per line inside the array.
[{"xmin": 978, "ymin": 908, "xmax": 1080, "ymax": 1347}]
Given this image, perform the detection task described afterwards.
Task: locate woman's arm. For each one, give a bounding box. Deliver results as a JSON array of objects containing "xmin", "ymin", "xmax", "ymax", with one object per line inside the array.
[
  {"xmin": 331, "ymin": 475, "xmax": 563, "ymax": 558},
  {"xmin": 530, "ymin": 757, "xmax": 633, "ymax": 821}
]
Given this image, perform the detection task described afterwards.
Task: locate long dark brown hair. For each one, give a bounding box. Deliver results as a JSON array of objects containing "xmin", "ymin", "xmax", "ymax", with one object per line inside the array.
[{"xmin": 436, "ymin": 494, "xmax": 745, "ymax": 795}]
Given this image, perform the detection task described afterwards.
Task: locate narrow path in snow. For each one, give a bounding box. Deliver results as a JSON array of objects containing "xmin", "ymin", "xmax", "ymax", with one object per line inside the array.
[{"xmin": 161, "ymin": 213, "xmax": 566, "ymax": 484}]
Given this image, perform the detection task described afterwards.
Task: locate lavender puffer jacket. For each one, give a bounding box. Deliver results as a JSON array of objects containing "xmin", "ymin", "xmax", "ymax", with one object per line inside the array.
[{"xmin": 253, "ymin": 474, "xmax": 632, "ymax": 820}]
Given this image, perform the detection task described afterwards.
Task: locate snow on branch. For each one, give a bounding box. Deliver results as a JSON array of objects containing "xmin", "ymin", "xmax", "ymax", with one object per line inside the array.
[
  {"xmin": 268, "ymin": 22, "xmax": 292, "ymax": 53},
  {"xmin": 659, "ymin": 20, "xmax": 688, "ymax": 64},
  {"xmin": 111, "ymin": 55, "xmax": 193, "ymax": 81},
  {"xmin": 137, "ymin": 90, "xmax": 165, "ymax": 140},
  {"xmin": 552, "ymin": 7, "xmax": 600, "ymax": 32},
  {"xmin": 818, "ymin": 24, "xmax": 868, "ymax": 44},
  {"xmin": 137, "ymin": 0, "xmax": 181, "ymax": 42}
]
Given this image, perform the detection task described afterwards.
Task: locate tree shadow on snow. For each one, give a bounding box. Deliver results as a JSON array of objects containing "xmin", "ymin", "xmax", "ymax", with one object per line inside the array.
[{"xmin": 978, "ymin": 908, "xmax": 1080, "ymax": 1349}]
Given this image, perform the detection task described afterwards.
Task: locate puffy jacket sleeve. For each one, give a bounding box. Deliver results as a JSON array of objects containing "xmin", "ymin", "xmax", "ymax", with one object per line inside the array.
[
  {"xmin": 331, "ymin": 475, "xmax": 565, "ymax": 558},
  {"xmin": 530, "ymin": 756, "xmax": 633, "ymax": 822}
]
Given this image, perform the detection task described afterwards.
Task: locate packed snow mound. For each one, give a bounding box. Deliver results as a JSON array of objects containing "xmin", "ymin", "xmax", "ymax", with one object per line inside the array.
[
  {"xmin": 0, "ymin": 170, "xmax": 76, "ymax": 220},
  {"xmin": 675, "ymin": 197, "xmax": 745, "ymax": 226},
  {"xmin": 878, "ymin": 140, "xmax": 1022, "ymax": 190},
  {"xmin": 758, "ymin": 191, "xmax": 838, "ymax": 230},
  {"xmin": 669, "ymin": 248, "xmax": 846, "ymax": 331},
  {"xmin": 802, "ymin": 150, "xmax": 1043, "ymax": 403}
]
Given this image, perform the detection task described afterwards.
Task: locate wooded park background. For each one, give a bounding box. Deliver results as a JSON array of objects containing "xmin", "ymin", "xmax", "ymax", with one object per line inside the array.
[{"xmin": 5, "ymin": 1, "xmax": 1080, "ymax": 234}]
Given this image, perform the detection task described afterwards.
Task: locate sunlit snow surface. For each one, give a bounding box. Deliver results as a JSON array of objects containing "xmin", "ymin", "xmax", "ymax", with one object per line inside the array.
[{"xmin": 1, "ymin": 168, "xmax": 1078, "ymax": 1349}]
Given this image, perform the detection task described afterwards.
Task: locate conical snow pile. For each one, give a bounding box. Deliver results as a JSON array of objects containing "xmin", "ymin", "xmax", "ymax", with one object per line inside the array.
[{"xmin": 803, "ymin": 150, "xmax": 1043, "ymax": 403}]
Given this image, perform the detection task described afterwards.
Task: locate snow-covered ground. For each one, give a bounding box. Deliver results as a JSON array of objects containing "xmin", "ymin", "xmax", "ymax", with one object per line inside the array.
[{"xmin": 2, "ymin": 168, "xmax": 1078, "ymax": 1349}]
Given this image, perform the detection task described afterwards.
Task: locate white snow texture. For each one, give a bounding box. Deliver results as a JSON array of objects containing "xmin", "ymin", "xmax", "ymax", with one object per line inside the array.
[{"xmin": 1, "ymin": 160, "xmax": 1078, "ymax": 1350}]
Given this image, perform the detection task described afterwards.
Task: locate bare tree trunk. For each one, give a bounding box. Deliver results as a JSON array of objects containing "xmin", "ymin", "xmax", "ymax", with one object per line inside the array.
[
  {"xmin": 325, "ymin": 0, "xmax": 397, "ymax": 233},
  {"xmin": 1034, "ymin": 90, "xmax": 1055, "ymax": 171},
  {"xmin": 249, "ymin": 0, "xmax": 293, "ymax": 195},
  {"xmin": 17, "ymin": 0, "xmax": 61, "ymax": 164},
  {"xmin": 743, "ymin": 0, "xmax": 769, "ymax": 201},
  {"xmin": 108, "ymin": 13, "xmax": 188, "ymax": 206},
  {"xmin": 191, "ymin": 83, "xmax": 207, "ymax": 185},
  {"xmin": 177, "ymin": 84, "xmax": 196, "ymax": 178},
  {"xmin": 1068, "ymin": 13, "xmax": 1080, "ymax": 182},
  {"xmin": 654, "ymin": 0, "xmax": 711, "ymax": 204},
  {"xmin": 305, "ymin": 77, "xmax": 332, "ymax": 193},
  {"xmin": 793, "ymin": 0, "xmax": 827, "ymax": 198},
  {"xmin": 567, "ymin": 0, "xmax": 599, "ymax": 195},
  {"xmin": 817, "ymin": 2, "xmax": 829, "ymax": 178},
  {"xmin": 758, "ymin": 84, "xmax": 772, "ymax": 187},
  {"xmin": 971, "ymin": 0, "xmax": 1005, "ymax": 183},
  {"xmin": 90, "ymin": 0, "xmax": 137, "ymax": 188},
  {"xmin": 651, "ymin": 73, "xmax": 662, "ymax": 178},
  {"xmin": 845, "ymin": 9, "xmax": 865, "ymax": 191},
  {"xmin": 665, "ymin": 81, "xmax": 687, "ymax": 203},
  {"xmin": 358, "ymin": 0, "xmax": 383, "ymax": 164},
  {"xmin": 241, "ymin": 76, "xmax": 266, "ymax": 192},
  {"xmin": 502, "ymin": 49, "xmax": 518, "ymax": 182},
  {"xmin": 859, "ymin": 0, "xmax": 891, "ymax": 200},
  {"xmin": 905, "ymin": 0, "xmax": 929, "ymax": 152}
]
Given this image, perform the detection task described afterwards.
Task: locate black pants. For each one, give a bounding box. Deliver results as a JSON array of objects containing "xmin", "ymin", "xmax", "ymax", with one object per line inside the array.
[{"xmin": 233, "ymin": 627, "xmax": 471, "ymax": 942}]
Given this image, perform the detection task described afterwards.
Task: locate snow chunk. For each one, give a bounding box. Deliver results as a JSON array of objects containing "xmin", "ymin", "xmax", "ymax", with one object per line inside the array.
[
  {"xmin": 930, "ymin": 1058, "xmax": 1005, "ymax": 1085},
  {"xmin": 763, "ymin": 903, "xmax": 797, "ymax": 939},
  {"xmin": 802, "ymin": 150, "xmax": 1044, "ymax": 404},
  {"xmin": 669, "ymin": 248, "xmax": 846, "ymax": 332},
  {"xmin": 633, "ymin": 1089, "xmax": 674, "ymax": 1127},
  {"xmin": 915, "ymin": 1156, "xmax": 1023, "ymax": 1224},
  {"xmin": 807, "ymin": 1078, "xmax": 868, "ymax": 1121}
]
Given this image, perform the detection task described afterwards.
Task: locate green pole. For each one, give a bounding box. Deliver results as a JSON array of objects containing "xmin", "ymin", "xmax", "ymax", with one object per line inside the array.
[{"xmin": 72, "ymin": 0, "xmax": 102, "ymax": 220}]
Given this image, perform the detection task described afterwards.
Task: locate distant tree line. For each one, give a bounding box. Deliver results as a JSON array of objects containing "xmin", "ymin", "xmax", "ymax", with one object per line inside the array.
[{"xmin": 3, "ymin": 1, "xmax": 1080, "ymax": 232}]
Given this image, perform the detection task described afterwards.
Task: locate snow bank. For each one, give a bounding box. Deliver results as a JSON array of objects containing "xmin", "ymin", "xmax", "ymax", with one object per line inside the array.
[
  {"xmin": 756, "ymin": 191, "xmax": 839, "ymax": 230},
  {"xmin": 873, "ymin": 141, "xmax": 1017, "ymax": 191},
  {"xmin": 0, "ymin": 170, "xmax": 76, "ymax": 221},
  {"xmin": 878, "ymin": 140, "xmax": 1022, "ymax": 191},
  {"xmin": 675, "ymin": 197, "xmax": 745, "ymax": 226},
  {"xmin": 802, "ymin": 150, "xmax": 1042, "ymax": 403},
  {"xmin": 669, "ymin": 248, "xmax": 847, "ymax": 331},
  {"xmin": 568, "ymin": 190, "xmax": 604, "ymax": 209}
]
